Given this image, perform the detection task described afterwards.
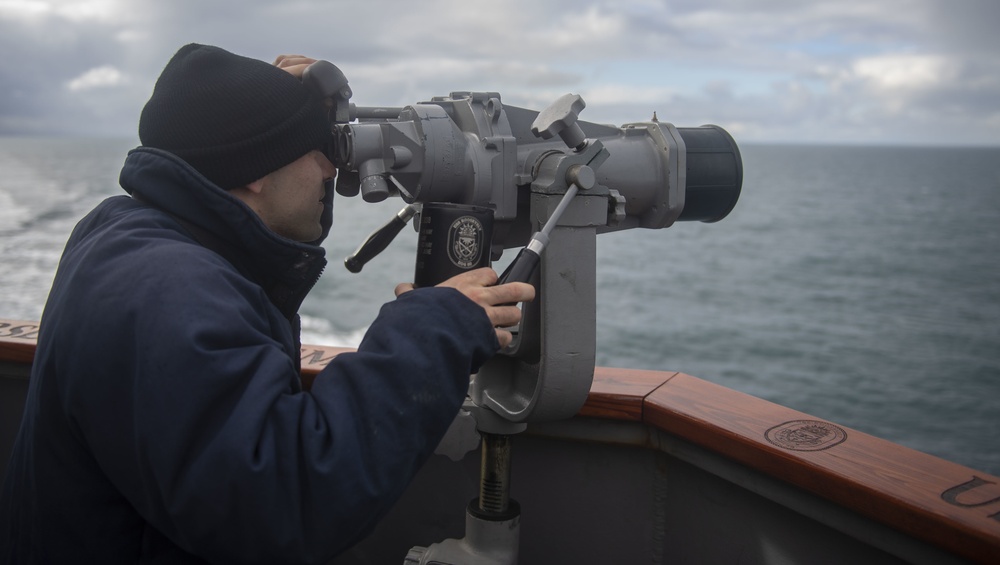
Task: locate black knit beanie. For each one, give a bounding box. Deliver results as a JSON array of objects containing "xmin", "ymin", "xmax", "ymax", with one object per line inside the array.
[{"xmin": 138, "ymin": 44, "xmax": 329, "ymax": 190}]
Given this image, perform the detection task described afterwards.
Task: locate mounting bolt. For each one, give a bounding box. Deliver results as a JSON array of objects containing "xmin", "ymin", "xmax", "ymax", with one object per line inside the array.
[
  {"xmin": 567, "ymin": 164, "xmax": 596, "ymax": 191},
  {"xmin": 608, "ymin": 189, "xmax": 627, "ymax": 225}
]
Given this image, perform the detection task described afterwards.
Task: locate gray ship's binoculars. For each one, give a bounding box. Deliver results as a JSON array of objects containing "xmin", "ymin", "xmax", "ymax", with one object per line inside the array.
[{"xmin": 305, "ymin": 61, "xmax": 743, "ymax": 425}]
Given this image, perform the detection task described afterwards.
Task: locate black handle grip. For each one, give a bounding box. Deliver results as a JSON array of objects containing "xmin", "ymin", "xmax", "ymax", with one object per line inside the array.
[
  {"xmin": 497, "ymin": 248, "xmax": 541, "ymax": 286},
  {"xmin": 345, "ymin": 215, "xmax": 408, "ymax": 273}
]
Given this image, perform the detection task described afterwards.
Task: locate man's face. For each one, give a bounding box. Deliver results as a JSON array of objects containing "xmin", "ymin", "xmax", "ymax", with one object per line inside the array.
[{"xmin": 255, "ymin": 150, "xmax": 336, "ymax": 242}]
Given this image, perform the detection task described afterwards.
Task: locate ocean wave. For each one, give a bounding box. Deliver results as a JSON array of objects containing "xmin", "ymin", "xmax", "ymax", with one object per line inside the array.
[{"xmin": 300, "ymin": 314, "xmax": 367, "ymax": 349}]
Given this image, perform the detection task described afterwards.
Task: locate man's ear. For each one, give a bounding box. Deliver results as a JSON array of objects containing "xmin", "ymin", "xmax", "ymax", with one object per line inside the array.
[
  {"xmin": 229, "ymin": 177, "xmax": 266, "ymax": 211},
  {"xmin": 243, "ymin": 178, "xmax": 266, "ymax": 195}
]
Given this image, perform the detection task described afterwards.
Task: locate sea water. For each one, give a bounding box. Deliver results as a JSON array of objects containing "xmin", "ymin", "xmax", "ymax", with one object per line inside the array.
[{"xmin": 1, "ymin": 137, "xmax": 998, "ymax": 475}]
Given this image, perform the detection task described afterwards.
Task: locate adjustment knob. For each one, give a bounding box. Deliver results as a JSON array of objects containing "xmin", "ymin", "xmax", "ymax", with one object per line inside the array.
[
  {"xmin": 531, "ymin": 93, "xmax": 588, "ymax": 150},
  {"xmin": 403, "ymin": 546, "xmax": 426, "ymax": 565},
  {"xmin": 360, "ymin": 175, "xmax": 390, "ymax": 203}
]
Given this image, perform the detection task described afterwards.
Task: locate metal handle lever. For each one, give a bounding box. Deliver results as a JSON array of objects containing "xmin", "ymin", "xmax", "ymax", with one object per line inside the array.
[{"xmin": 344, "ymin": 205, "xmax": 418, "ymax": 273}]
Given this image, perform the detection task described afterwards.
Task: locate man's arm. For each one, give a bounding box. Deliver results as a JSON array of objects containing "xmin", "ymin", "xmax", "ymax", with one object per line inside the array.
[
  {"xmin": 89, "ymin": 246, "xmax": 527, "ymax": 563},
  {"xmin": 395, "ymin": 267, "xmax": 535, "ymax": 348}
]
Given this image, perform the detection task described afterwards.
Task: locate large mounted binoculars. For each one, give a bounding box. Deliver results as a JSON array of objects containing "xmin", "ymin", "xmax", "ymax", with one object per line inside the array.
[{"xmin": 305, "ymin": 61, "xmax": 743, "ymax": 424}]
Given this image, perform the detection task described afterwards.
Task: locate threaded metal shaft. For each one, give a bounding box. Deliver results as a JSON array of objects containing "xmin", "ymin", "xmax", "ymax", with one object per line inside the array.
[{"xmin": 479, "ymin": 433, "xmax": 512, "ymax": 514}]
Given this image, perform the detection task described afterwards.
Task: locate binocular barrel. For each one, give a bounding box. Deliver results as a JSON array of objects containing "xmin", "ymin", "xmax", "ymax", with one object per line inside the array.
[
  {"xmin": 303, "ymin": 60, "xmax": 747, "ymax": 424},
  {"xmin": 675, "ymin": 125, "xmax": 743, "ymax": 223},
  {"xmin": 331, "ymin": 96, "xmax": 742, "ymax": 236}
]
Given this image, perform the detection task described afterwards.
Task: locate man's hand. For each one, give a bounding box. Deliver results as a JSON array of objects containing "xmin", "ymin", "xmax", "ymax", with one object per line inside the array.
[
  {"xmin": 395, "ymin": 268, "xmax": 535, "ymax": 349},
  {"xmin": 273, "ymin": 54, "xmax": 317, "ymax": 79},
  {"xmin": 273, "ymin": 54, "xmax": 335, "ymax": 112}
]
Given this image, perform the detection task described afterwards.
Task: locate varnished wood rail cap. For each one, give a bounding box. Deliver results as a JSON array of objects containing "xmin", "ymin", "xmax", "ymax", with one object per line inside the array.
[
  {"xmin": 644, "ymin": 372, "xmax": 1000, "ymax": 564},
  {"xmin": 580, "ymin": 366, "xmax": 677, "ymax": 421},
  {"xmin": 0, "ymin": 320, "xmax": 41, "ymax": 366}
]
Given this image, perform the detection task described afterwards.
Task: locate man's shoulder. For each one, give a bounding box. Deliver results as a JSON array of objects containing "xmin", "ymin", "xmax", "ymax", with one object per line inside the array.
[
  {"xmin": 53, "ymin": 200, "xmax": 271, "ymax": 331},
  {"xmin": 75, "ymin": 197, "xmax": 198, "ymax": 251},
  {"xmin": 67, "ymin": 197, "xmax": 243, "ymax": 283}
]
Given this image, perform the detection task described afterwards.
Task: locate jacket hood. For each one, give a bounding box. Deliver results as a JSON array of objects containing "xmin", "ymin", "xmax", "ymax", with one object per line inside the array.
[{"xmin": 118, "ymin": 147, "xmax": 330, "ymax": 318}]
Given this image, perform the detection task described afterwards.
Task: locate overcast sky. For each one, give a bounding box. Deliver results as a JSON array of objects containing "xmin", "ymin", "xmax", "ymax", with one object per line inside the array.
[{"xmin": 1, "ymin": 0, "xmax": 998, "ymax": 145}]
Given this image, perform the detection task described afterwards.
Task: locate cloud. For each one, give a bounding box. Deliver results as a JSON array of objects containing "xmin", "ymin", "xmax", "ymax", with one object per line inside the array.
[
  {"xmin": 0, "ymin": 0, "xmax": 998, "ymax": 145},
  {"xmin": 66, "ymin": 65, "xmax": 128, "ymax": 91},
  {"xmin": 0, "ymin": 0, "xmax": 121, "ymax": 22},
  {"xmin": 853, "ymin": 55, "xmax": 951, "ymax": 91}
]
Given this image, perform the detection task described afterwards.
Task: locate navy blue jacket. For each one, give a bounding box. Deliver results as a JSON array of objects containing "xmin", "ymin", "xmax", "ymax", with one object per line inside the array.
[{"xmin": 0, "ymin": 148, "xmax": 498, "ymax": 564}]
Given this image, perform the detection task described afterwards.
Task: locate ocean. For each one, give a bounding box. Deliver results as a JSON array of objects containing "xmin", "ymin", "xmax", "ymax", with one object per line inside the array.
[{"xmin": 1, "ymin": 137, "xmax": 998, "ymax": 475}]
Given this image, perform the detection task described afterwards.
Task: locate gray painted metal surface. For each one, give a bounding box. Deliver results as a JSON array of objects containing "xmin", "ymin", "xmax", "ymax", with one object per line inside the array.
[
  {"xmin": 333, "ymin": 418, "xmax": 967, "ymax": 565},
  {"xmin": 321, "ymin": 77, "xmax": 741, "ymax": 426}
]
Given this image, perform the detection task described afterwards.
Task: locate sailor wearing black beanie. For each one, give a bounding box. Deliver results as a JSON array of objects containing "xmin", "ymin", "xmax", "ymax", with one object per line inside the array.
[
  {"xmin": 138, "ymin": 43, "xmax": 330, "ymax": 190},
  {"xmin": 1, "ymin": 42, "xmax": 536, "ymax": 565}
]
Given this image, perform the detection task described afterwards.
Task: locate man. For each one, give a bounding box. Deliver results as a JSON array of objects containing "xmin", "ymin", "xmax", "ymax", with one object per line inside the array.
[{"xmin": 0, "ymin": 44, "xmax": 534, "ymax": 564}]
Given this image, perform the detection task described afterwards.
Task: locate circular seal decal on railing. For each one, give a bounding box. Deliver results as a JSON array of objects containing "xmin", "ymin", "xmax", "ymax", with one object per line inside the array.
[
  {"xmin": 765, "ymin": 420, "xmax": 847, "ymax": 452},
  {"xmin": 448, "ymin": 216, "xmax": 485, "ymax": 268}
]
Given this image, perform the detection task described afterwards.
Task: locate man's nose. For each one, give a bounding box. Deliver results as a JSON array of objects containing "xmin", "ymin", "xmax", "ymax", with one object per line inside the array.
[{"xmin": 317, "ymin": 151, "xmax": 337, "ymax": 180}]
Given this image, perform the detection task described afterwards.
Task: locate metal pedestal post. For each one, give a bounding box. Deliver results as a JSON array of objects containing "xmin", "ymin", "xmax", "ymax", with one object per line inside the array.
[{"xmin": 406, "ymin": 415, "xmax": 524, "ymax": 565}]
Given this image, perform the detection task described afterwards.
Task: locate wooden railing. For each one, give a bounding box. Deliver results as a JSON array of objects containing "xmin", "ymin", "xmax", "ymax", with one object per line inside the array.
[{"xmin": 4, "ymin": 319, "xmax": 1000, "ymax": 563}]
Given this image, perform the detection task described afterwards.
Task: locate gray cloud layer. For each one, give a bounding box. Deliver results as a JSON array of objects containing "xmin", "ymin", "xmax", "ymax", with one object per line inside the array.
[{"xmin": 1, "ymin": 0, "xmax": 998, "ymax": 145}]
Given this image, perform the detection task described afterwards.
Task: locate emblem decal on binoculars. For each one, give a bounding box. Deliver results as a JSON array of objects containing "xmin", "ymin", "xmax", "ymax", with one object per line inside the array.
[{"xmin": 448, "ymin": 216, "xmax": 485, "ymax": 268}]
